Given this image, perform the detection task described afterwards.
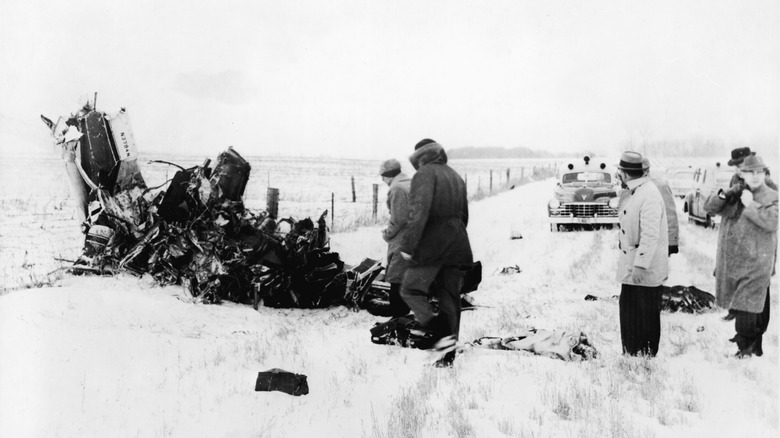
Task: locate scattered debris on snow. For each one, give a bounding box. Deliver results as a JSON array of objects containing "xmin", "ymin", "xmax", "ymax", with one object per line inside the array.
[
  {"xmin": 583, "ymin": 285, "xmax": 716, "ymax": 314},
  {"xmin": 255, "ymin": 369, "xmax": 309, "ymax": 396}
]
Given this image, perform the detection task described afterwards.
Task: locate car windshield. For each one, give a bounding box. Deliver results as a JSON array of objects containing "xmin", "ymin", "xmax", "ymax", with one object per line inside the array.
[
  {"xmin": 668, "ymin": 169, "xmax": 694, "ymax": 180},
  {"xmin": 561, "ymin": 172, "xmax": 612, "ymax": 185}
]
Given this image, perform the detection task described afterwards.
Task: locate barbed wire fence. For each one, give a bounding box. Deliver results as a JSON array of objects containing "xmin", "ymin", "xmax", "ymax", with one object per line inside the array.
[{"xmin": 0, "ymin": 155, "xmax": 559, "ymax": 293}]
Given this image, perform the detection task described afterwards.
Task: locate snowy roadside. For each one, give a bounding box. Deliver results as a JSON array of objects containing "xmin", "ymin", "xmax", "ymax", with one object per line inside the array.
[{"xmin": 1, "ymin": 178, "xmax": 777, "ymax": 438}]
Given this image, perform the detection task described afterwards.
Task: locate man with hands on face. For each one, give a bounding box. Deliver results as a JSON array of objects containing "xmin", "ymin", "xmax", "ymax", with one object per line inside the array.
[
  {"xmin": 615, "ymin": 151, "xmax": 669, "ymax": 357},
  {"xmin": 705, "ymin": 154, "xmax": 778, "ymax": 358}
]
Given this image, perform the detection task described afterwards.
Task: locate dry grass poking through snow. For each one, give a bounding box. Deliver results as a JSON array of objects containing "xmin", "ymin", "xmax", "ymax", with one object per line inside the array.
[{"xmin": 1, "ymin": 177, "xmax": 777, "ymax": 438}]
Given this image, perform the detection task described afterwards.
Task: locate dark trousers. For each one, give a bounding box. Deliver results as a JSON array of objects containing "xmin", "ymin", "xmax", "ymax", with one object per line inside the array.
[
  {"xmin": 388, "ymin": 282, "xmax": 410, "ymax": 317},
  {"xmin": 619, "ymin": 284, "xmax": 662, "ymax": 356},
  {"xmin": 734, "ymin": 288, "xmax": 770, "ymax": 355},
  {"xmin": 400, "ymin": 265, "xmax": 465, "ymax": 340}
]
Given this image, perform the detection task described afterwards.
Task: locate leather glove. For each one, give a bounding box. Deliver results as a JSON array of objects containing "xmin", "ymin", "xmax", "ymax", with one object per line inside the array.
[{"xmin": 668, "ymin": 245, "xmax": 678, "ymax": 256}]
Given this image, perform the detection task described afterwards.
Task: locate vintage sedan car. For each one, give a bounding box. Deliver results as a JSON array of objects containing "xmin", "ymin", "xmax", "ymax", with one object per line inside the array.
[
  {"xmin": 665, "ymin": 166, "xmax": 696, "ymax": 198},
  {"xmin": 683, "ymin": 164, "xmax": 734, "ymax": 227},
  {"xmin": 548, "ymin": 156, "xmax": 621, "ymax": 231}
]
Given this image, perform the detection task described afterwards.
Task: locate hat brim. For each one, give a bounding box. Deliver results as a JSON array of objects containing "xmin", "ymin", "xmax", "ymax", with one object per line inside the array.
[
  {"xmin": 728, "ymin": 152, "xmax": 756, "ymax": 166},
  {"xmin": 616, "ymin": 163, "xmax": 649, "ymax": 171}
]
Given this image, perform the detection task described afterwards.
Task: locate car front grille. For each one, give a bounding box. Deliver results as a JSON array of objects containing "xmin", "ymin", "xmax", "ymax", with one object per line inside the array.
[{"xmin": 550, "ymin": 202, "xmax": 618, "ymax": 217}]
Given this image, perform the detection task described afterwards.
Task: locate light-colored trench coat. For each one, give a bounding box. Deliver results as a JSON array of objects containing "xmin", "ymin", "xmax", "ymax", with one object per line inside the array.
[
  {"xmin": 618, "ymin": 177, "xmax": 679, "ymax": 247},
  {"xmin": 381, "ymin": 172, "xmax": 412, "ymax": 283},
  {"xmin": 704, "ymin": 184, "xmax": 778, "ymax": 312},
  {"xmin": 616, "ymin": 177, "xmax": 669, "ymax": 287}
]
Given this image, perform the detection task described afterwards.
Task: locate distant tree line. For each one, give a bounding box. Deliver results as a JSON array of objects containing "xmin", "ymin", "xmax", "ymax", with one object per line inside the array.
[
  {"xmin": 618, "ymin": 133, "xmax": 778, "ymax": 160},
  {"xmin": 448, "ymin": 146, "xmax": 574, "ymax": 159}
]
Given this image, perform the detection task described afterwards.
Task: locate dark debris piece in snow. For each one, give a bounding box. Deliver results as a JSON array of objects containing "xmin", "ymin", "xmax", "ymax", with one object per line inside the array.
[
  {"xmin": 362, "ymin": 261, "xmax": 482, "ymax": 317},
  {"xmin": 660, "ymin": 285, "xmax": 716, "ymax": 313},
  {"xmin": 370, "ymin": 315, "xmax": 436, "ymax": 350},
  {"xmin": 255, "ymin": 369, "xmax": 309, "ymax": 396},
  {"xmin": 584, "ymin": 285, "xmax": 716, "ymax": 314}
]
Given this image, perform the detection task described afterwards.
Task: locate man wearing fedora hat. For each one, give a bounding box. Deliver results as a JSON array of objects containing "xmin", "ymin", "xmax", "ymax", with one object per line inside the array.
[
  {"xmin": 378, "ymin": 158, "xmax": 412, "ymax": 317},
  {"xmin": 705, "ymin": 154, "xmax": 778, "ymax": 358},
  {"xmin": 615, "ymin": 151, "xmax": 669, "ymax": 357}
]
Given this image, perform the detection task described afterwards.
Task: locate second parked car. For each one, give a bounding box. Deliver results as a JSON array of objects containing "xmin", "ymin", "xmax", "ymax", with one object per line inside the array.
[
  {"xmin": 665, "ymin": 166, "xmax": 696, "ymax": 198},
  {"xmin": 683, "ymin": 164, "xmax": 734, "ymax": 227}
]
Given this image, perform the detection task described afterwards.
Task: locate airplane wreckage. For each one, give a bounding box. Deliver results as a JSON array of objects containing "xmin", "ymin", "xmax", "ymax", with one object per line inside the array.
[{"xmin": 40, "ymin": 98, "xmax": 482, "ymax": 312}]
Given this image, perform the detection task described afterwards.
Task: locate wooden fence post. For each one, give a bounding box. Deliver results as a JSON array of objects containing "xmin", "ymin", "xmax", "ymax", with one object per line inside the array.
[
  {"xmin": 489, "ymin": 170, "xmax": 493, "ymax": 193},
  {"xmin": 507, "ymin": 168, "xmax": 510, "ymax": 184},
  {"xmin": 351, "ymin": 176, "xmax": 356, "ymax": 203},
  {"xmin": 372, "ymin": 184, "xmax": 378, "ymax": 219},
  {"xmin": 331, "ymin": 192, "xmax": 335, "ymax": 230},
  {"xmin": 266, "ymin": 188, "xmax": 279, "ymax": 218}
]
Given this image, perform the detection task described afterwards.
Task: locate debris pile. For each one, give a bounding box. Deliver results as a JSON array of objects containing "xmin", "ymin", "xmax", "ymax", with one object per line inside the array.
[
  {"xmin": 42, "ymin": 100, "xmax": 357, "ymax": 307},
  {"xmin": 584, "ymin": 285, "xmax": 716, "ymax": 314},
  {"xmin": 464, "ymin": 329, "xmax": 599, "ymax": 361},
  {"xmin": 363, "ymin": 261, "xmax": 483, "ymax": 317},
  {"xmin": 659, "ymin": 285, "xmax": 716, "ymax": 313},
  {"xmin": 371, "ymin": 318, "xmax": 598, "ymax": 362}
]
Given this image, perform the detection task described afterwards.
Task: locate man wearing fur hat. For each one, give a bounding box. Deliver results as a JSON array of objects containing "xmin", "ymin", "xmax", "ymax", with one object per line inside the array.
[
  {"xmin": 615, "ymin": 151, "xmax": 669, "ymax": 357},
  {"xmin": 379, "ymin": 158, "xmax": 412, "ymax": 317},
  {"xmin": 705, "ymin": 154, "xmax": 778, "ymax": 358},
  {"xmin": 400, "ymin": 139, "xmax": 473, "ymax": 367}
]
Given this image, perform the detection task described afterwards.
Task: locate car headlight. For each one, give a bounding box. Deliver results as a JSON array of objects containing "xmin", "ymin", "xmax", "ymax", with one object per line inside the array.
[
  {"xmin": 549, "ymin": 199, "xmax": 561, "ymax": 209},
  {"xmin": 608, "ymin": 197, "xmax": 619, "ymax": 208}
]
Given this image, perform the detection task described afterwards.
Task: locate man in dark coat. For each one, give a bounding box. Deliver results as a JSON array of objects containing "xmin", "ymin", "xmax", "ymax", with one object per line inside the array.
[
  {"xmin": 705, "ymin": 154, "xmax": 778, "ymax": 358},
  {"xmin": 712, "ymin": 147, "xmax": 777, "ymax": 323},
  {"xmin": 400, "ymin": 139, "xmax": 473, "ymax": 367},
  {"xmin": 641, "ymin": 158, "xmax": 680, "ymax": 255},
  {"xmin": 379, "ymin": 158, "xmax": 411, "ymax": 317}
]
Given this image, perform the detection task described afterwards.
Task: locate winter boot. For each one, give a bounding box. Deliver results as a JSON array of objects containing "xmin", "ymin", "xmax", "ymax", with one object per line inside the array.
[{"xmin": 433, "ymin": 350, "xmax": 456, "ymax": 368}]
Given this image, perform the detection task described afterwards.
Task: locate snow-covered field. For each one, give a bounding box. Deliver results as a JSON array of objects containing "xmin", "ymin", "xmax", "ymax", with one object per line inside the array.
[
  {"xmin": 1, "ymin": 162, "xmax": 778, "ymax": 437},
  {"xmin": 0, "ymin": 153, "xmax": 557, "ymax": 291}
]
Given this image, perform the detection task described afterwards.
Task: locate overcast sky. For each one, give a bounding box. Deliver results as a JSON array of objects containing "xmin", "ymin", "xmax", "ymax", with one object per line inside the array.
[{"xmin": 1, "ymin": 0, "xmax": 778, "ymax": 159}]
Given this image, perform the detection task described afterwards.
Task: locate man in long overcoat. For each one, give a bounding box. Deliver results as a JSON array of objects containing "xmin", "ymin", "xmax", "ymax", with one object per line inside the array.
[
  {"xmin": 400, "ymin": 139, "xmax": 473, "ymax": 367},
  {"xmin": 379, "ymin": 158, "xmax": 412, "ymax": 317},
  {"xmin": 705, "ymin": 154, "xmax": 778, "ymax": 357},
  {"xmin": 616, "ymin": 151, "xmax": 669, "ymax": 356}
]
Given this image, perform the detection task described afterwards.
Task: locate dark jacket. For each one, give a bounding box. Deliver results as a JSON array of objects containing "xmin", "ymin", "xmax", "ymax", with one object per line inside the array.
[
  {"xmin": 382, "ymin": 172, "xmax": 412, "ymax": 283},
  {"xmin": 400, "ymin": 142, "xmax": 473, "ymax": 267},
  {"xmin": 652, "ymin": 178, "xmax": 679, "ymax": 247},
  {"xmin": 704, "ymin": 184, "xmax": 778, "ymax": 312}
]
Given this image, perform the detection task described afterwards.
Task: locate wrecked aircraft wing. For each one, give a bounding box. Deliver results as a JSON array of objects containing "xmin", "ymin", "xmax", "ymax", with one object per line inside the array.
[{"xmin": 43, "ymin": 98, "xmax": 358, "ymax": 309}]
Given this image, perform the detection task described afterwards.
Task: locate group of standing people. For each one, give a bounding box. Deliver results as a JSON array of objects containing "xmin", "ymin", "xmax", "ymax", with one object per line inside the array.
[
  {"xmin": 379, "ymin": 139, "xmax": 473, "ymax": 367},
  {"xmin": 377, "ymin": 142, "xmax": 775, "ymax": 366}
]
